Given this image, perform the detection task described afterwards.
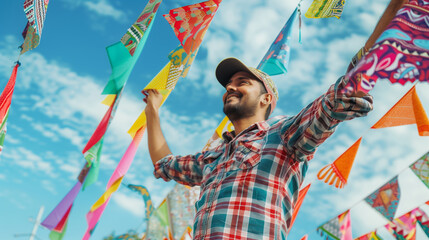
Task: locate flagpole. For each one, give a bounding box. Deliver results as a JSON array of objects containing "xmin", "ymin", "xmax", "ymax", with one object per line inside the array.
[{"xmin": 29, "ymin": 206, "xmax": 44, "ymax": 240}]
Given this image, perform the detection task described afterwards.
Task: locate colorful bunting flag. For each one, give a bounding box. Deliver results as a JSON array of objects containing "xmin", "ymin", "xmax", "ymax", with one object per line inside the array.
[
  {"xmin": 290, "ymin": 184, "xmax": 311, "ymax": 231},
  {"xmin": 164, "ymin": 0, "xmax": 222, "ymax": 54},
  {"xmin": 121, "ymin": 0, "xmax": 162, "ymax": 56},
  {"xmin": 156, "ymin": 199, "xmax": 170, "ymax": 228},
  {"xmin": 128, "ymin": 45, "xmax": 194, "ymax": 137},
  {"xmin": 202, "ymin": 116, "xmax": 232, "ymax": 151},
  {"xmin": 168, "ymin": 45, "xmax": 198, "ymax": 78},
  {"xmin": 102, "ymin": 2, "xmax": 158, "ymax": 95},
  {"xmin": 126, "ymin": 184, "xmax": 155, "ymax": 220},
  {"xmin": 305, "ymin": 0, "xmax": 345, "ymax": 19},
  {"xmin": 364, "ymin": 176, "xmax": 401, "ymax": 221},
  {"xmin": 0, "ymin": 113, "xmax": 8, "ymax": 154},
  {"xmin": 412, "ymin": 207, "xmax": 429, "ymax": 238},
  {"xmin": 21, "ymin": 0, "xmax": 50, "ymax": 54},
  {"xmin": 371, "ymin": 86, "xmax": 429, "ymax": 136},
  {"xmin": 410, "ymin": 151, "xmax": 429, "ymax": 188},
  {"xmin": 83, "ymin": 128, "xmax": 145, "ymax": 239},
  {"xmin": 257, "ymin": 7, "xmax": 299, "ymax": 76},
  {"xmin": 146, "ymin": 201, "xmax": 170, "ymax": 240},
  {"xmin": 41, "ymin": 182, "xmax": 82, "ymax": 230},
  {"xmin": 0, "ymin": 64, "xmax": 19, "ymax": 133},
  {"xmin": 385, "ymin": 211, "xmax": 417, "ymax": 240},
  {"xmin": 41, "ymin": 163, "xmax": 89, "ymax": 231},
  {"xmin": 127, "ymin": 63, "xmax": 174, "ymax": 137},
  {"xmin": 355, "ymin": 231, "xmax": 383, "ymax": 240},
  {"xmin": 317, "ymin": 138, "xmax": 362, "ymax": 188},
  {"xmin": 344, "ymin": 0, "xmax": 429, "ymax": 94},
  {"xmin": 49, "ymin": 218, "xmax": 68, "ymax": 240},
  {"xmin": 300, "ymin": 234, "xmax": 308, "ymax": 240},
  {"xmin": 317, "ymin": 210, "xmax": 352, "ymax": 240}
]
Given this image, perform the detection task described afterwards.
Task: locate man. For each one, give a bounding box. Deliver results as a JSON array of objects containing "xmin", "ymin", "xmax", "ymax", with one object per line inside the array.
[{"xmin": 144, "ymin": 0, "xmax": 407, "ymax": 239}]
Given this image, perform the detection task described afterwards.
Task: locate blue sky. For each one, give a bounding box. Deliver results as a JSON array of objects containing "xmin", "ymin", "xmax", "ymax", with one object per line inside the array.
[{"xmin": 1, "ymin": 0, "xmax": 429, "ymax": 239}]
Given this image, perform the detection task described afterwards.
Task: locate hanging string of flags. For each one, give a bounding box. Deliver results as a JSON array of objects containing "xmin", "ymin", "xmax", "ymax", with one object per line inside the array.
[
  {"xmin": 41, "ymin": 0, "xmax": 164, "ymax": 238},
  {"xmin": 317, "ymin": 151, "xmax": 429, "ymax": 239}
]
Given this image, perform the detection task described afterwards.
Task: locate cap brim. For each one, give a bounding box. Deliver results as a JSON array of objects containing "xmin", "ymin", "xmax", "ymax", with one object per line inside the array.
[{"xmin": 215, "ymin": 58, "xmax": 259, "ymax": 87}]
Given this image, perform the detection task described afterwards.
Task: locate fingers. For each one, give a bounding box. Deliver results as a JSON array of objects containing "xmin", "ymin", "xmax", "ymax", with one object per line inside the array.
[
  {"xmin": 142, "ymin": 89, "xmax": 161, "ymax": 103},
  {"xmin": 142, "ymin": 90, "xmax": 148, "ymax": 103}
]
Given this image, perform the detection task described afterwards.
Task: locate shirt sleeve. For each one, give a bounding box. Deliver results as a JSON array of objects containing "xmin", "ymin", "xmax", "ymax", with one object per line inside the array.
[
  {"xmin": 153, "ymin": 150, "xmax": 221, "ymax": 186},
  {"xmin": 281, "ymin": 48, "xmax": 373, "ymax": 162}
]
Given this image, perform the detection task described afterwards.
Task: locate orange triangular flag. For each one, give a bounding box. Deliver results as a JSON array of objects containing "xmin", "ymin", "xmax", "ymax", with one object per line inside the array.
[
  {"xmin": 289, "ymin": 184, "xmax": 311, "ymax": 231},
  {"xmin": 371, "ymin": 86, "xmax": 429, "ymax": 136},
  {"xmin": 300, "ymin": 234, "xmax": 308, "ymax": 240},
  {"xmin": 317, "ymin": 138, "xmax": 362, "ymax": 188}
]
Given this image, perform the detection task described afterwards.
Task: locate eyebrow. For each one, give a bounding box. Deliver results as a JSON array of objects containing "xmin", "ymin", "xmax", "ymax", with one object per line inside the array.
[{"xmin": 226, "ymin": 76, "xmax": 252, "ymax": 85}]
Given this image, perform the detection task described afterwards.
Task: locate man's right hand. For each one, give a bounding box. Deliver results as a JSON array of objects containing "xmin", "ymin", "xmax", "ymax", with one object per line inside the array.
[{"xmin": 144, "ymin": 89, "xmax": 164, "ymax": 116}]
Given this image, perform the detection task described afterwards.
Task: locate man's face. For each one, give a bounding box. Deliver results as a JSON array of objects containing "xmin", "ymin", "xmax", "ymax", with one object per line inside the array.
[{"xmin": 222, "ymin": 71, "xmax": 265, "ymax": 121}]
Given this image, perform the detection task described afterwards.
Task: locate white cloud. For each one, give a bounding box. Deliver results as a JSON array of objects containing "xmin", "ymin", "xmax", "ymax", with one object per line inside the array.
[
  {"xmin": 83, "ymin": 0, "xmax": 126, "ymax": 21},
  {"xmin": 2, "ymin": 147, "xmax": 56, "ymax": 177},
  {"xmin": 41, "ymin": 179, "xmax": 57, "ymax": 194},
  {"xmin": 113, "ymin": 191, "xmax": 145, "ymax": 217}
]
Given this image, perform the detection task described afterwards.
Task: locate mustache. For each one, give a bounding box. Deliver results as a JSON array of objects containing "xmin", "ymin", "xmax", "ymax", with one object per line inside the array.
[{"xmin": 224, "ymin": 92, "xmax": 242, "ymax": 103}]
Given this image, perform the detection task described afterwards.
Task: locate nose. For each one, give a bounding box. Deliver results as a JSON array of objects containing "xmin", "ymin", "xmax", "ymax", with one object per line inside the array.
[{"xmin": 226, "ymin": 83, "xmax": 236, "ymax": 92}]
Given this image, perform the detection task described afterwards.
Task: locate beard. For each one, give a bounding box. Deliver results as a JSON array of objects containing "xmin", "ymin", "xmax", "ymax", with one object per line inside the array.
[{"xmin": 223, "ymin": 96, "xmax": 258, "ymax": 121}]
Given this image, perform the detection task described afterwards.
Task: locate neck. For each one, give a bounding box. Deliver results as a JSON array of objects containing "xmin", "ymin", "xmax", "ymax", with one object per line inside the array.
[{"xmin": 231, "ymin": 115, "xmax": 265, "ymax": 136}]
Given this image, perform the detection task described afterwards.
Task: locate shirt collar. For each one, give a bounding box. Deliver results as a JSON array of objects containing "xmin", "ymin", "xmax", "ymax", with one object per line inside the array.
[{"xmin": 222, "ymin": 121, "xmax": 269, "ymax": 143}]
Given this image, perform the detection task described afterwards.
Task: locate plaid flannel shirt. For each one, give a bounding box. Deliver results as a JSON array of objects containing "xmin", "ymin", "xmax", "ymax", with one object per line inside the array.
[{"xmin": 154, "ymin": 50, "xmax": 373, "ymax": 240}]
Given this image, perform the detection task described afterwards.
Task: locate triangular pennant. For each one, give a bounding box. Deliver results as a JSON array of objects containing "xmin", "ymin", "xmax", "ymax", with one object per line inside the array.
[
  {"xmin": 305, "ymin": 0, "xmax": 345, "ymax": 19},
  {"xmin": 317, "ymin": 138, "xmax": 362, "ymax": 188},
  {"xmin": 0, "ymin": 64, "xmax": 19, "ymax": 128},
  {"xmin": 82, "ymin": 92, "xmax": 119, "ymax": 155},
  {"xmin": 300, "ymin": 234, "xmax": 308, "ymax": 240},
  {"xmin": 355, "ymin": 231, "xmax": 383, "ymax": 240},
  {"xmin": 364, "ymin": 176, "xmax": 401, "ymax": 221},
  {"xmin": 102, "ymin": 20, "xmax": 154, "ymax": 95},
  {"xmin": 257, "ymin": 7, "xmax": 299, "ymax": 76},
  {"xmin": 202, "ymin": 116, "xmax": 233, "ymax": 151},
  {"xmin": 156, "ymin": 199, "xmax": 170, "ymax": 227},
  {"xmin": 21, "ymin": 0, "xmax": 50, "ymax": 54},
  {"xmin": 340, "ymin": 210, "xmax": 353, "ymax": 240},
  {"xmin": 52, "ymin": 205, "xmax": 72, "ymax": 233},
  {"xmin": 409, "ymin": 151, "xmax": 429, "ymax": 188},
  {"xmin": 371, "ymin": 86, "xmax": 429, "ymax": 136},
  {"xmin": 290, "ymin": 184, "xmax": 311, "ymax": 231},
  {"xmin": 318, "ymin": 210, "xmax": 351, "ymax": 240},
  {"xmin": 82, "ymin": 139, "xmax": 103, "ymax": 190},
  {"xmin": 41, "ymin": 181, "xmax": 82, "ymax": 230},
  {"xmin": 168, "ymin": 45, "xmax": 198, "ymax": 78},
  {"xmin": 412, "ymin": 207, "xmax": 429, "ymax": 238},
  {"xmin": 385, "ymin": 211, "xmax": 417, "ymax": 240},
  {"xmin": 0, "ymin": 108, "xmax": 10, "ymax": 154},
  {"xmin": 163, "ymin": 0, "xmax": 222, "ymax": 53},
  {"xmin": 121, "ymin": 0, "xmax": 162, "ymax": 56},
  {"xmin": 49, "ymin": 218, "xmax": 68, "ymax": 240}
]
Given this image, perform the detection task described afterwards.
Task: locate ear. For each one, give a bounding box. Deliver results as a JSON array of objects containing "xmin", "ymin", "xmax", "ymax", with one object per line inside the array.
[{"xmin": 261, "ymin": 93, "xmax": 273, "ymax": 106}]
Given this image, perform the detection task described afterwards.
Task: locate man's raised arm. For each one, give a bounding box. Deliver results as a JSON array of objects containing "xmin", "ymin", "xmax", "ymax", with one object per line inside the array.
[
  {"xmin": 144, "ymin": 89, "xmax": 172, "ymax": 165},
  {"xmin": 364, "ymin": 0, "xmax": 408, "ymax": 51}
]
